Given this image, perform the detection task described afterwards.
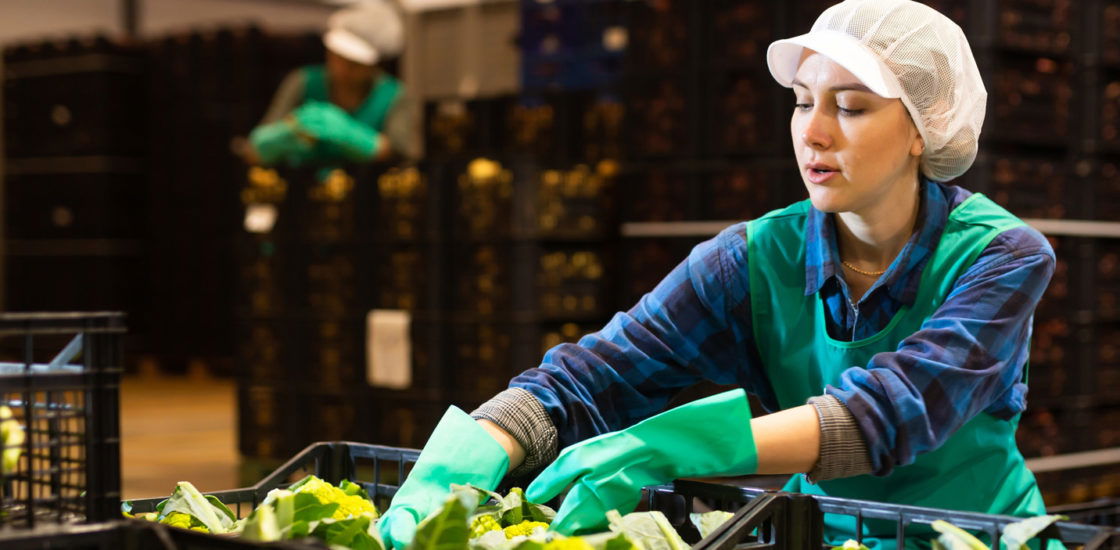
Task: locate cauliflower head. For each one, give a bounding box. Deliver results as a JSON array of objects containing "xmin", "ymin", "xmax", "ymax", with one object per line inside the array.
[
  {"xmin": 292, "ymin": 475, "xmax": 376, "ymax": 520},
  {"xmin": 503, "ymin": 520, "xmax": 549, "ymax": 539},
  {"xmin": 161, "ymin": 511, "xmax": 210, "ymax": 532}
]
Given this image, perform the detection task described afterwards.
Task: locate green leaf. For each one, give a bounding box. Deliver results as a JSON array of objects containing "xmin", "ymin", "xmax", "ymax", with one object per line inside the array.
[
  {"xmin": 1000, "ymin": 515, "xmax": 1066, "ymax": 550},
  {"xmin": 471, "ymin": 529, "xmax": 513, "ymax": 550},
  {"xmin": 410, "ymin": 486, "xmax": 481, "ymax": 550},
  {"xmin": 314, "ymin": 515, "xmax": 382, "ymax": 550},
  {"xmin": 288, "ymin": 474, "xmax": 316, "ymax": 492},
  {"xmin": 931, "ymin": 520, "xmax": 990, "ymax": 550},
  {"xmin": 603, "ymin": 533, "xmax": 643, "ymax": 550},
  {"xmin": 341, "ymin": 479, "xmax": 373, "ymax": 501},
  {"xmin": 607, "ymin": 511, "xmax": 687, "ymax": 550},
  {"xmin": 159, "ymin": 482, "xmax": 236, "ymax": 534},
  {"xmin": 242, "ymin": 504, "xmax": 282, "ymax": 542},
  {"xmin": 511, "ymin": 540, "xmax": 547, "ymax": 550},
  {"xmin": 501, "ymin": 489, "xmax": 525, "ymax": 525},
  {"xmin": 689, "ymin": 511, "xmax": 734, "ymax": 539},
  {"xmin": 292, "ymin": 491, "xmax": 341, "ymax": 525}
]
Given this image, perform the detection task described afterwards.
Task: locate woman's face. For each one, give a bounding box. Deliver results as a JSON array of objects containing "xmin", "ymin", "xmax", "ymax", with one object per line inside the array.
[
  {"xmin": 790, "ymin": 51, "xmax": 924, "ymax": 215},
  {"xmin": 326, "ymin": 50, "xmax": 376, "ymax": 89}
]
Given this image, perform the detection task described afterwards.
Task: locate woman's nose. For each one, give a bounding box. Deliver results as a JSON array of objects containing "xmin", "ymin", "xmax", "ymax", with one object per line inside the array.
[{"xmin": 800, "ymin": 108, "xmax": 833, "ymax": 150}]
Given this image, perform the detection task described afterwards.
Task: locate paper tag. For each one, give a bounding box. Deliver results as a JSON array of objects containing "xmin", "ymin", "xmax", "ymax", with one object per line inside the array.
[
  {"xmin": 367, "ymin": 310, "xmax": 412, "ymax": 389},
  {"xmin": 244, "ymin": 203, "xmax": 278, "ymax": 234}
]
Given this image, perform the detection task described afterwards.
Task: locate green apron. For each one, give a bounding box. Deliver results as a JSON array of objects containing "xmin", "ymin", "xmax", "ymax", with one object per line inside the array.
[
  {"xmin": 300, "ymin": 65, "xmax": 402, "ymax": 166},
  {"xmin": 746, "ymin": 193, "xmax": 1050, "ymax": 549}
]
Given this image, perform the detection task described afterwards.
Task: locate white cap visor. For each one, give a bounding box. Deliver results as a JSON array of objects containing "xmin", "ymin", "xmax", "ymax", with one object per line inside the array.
[
  {"xmin": 767, "ymin": 30, "xmax": 903, "ymax": 98},
  {"xmin": 323, "ymin": 28, "xmax": 379, "ymax": 66}
]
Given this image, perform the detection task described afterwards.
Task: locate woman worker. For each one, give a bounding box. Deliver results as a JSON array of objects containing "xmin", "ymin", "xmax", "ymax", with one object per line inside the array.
[
  {"xmin": 242, "ymin": 0, "xmax": 417, "ymax": 167},
  {"xmin": 380, "ymin": 1, "xmax": 1056, "ymax": 547}
]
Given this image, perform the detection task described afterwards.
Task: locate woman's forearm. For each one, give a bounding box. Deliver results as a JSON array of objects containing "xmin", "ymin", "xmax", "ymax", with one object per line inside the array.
[{"xmin": 752, "ymin": 404, "xmax": 822, "ymax": 475}]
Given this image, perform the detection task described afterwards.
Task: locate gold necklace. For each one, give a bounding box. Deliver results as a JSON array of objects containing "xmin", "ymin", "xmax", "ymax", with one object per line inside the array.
[{"xmin": 841, "ymin": 259, "xmax": 887, "ymax": 277}]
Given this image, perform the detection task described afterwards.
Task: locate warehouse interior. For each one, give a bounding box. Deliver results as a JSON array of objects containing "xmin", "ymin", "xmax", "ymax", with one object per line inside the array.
[{"xmin": 2, "ymin": 0, "xmax": 1120, "ymax": 547}]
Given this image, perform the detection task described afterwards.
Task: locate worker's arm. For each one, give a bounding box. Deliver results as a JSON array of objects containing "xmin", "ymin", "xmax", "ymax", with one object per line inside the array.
[{"xmin": 477, "ymin": 401, "xmax": 822, "ymax": 476}]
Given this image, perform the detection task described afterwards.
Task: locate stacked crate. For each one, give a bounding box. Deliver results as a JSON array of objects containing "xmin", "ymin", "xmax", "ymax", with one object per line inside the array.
[
  {"xmin": 423, "ymin": 91, "xmax": 619, "ymax": 413},
  {"xmin": 145, "ymin": 27, "xmax": 323, "ymax": 376},
  {"xmin": 2, "ymin": 37, "xmax": 150, "ymax": 353}
]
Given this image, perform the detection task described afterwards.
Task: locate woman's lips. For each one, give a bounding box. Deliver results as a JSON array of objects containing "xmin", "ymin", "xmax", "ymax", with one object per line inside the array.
[{"xmin": 806, "ymin": 166, "xmax": 839, "ymax": 184}]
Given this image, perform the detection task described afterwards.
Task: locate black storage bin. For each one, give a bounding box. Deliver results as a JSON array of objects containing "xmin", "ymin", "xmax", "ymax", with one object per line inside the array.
[{"xmin": 0, "ymin": 313, "xmax": 125, "ymax": 528}]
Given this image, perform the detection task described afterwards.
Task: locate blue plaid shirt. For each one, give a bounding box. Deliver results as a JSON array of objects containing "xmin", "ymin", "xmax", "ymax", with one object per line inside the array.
[{"xmin": 510, "ymin": 180, "xmax": 1055, "ymax": 476}]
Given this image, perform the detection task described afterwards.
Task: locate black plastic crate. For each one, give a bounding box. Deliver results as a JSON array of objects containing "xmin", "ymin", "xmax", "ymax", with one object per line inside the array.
[
  {"xmin": 234, "ymin": 313, "xmax": 447, "ymax": 394},
  {"xmin": 624, "ymin": 0, "xmax": 694, "ymax": 73},
  {"xmin": 1096, "ymin": 159, "xmax": 1120, "ymax": 220},
  {"xmin": 703, "ymin": 68, "xmax": 786, "ymax": 158},
  {"xmin": 4, "ymin": 247, "xmax": 149, "ymax": 344},
  {"xmin": 1035, "ymin": 465, "xmax": 1120, "ymax": 510},
  {"xmin": 423, "ymin": 97, "xmax": 510, "ymax": 159},
  {"xmin": 1096, "ymin": 240, "xmax": 1120, "ymax": 323},
  {"xmin": 987, "ymin": 54, "xmax": 1074, "ymax": 147},
  {"xmin": 450, "ymin": 242, "xmax": 613, "ymax": 319},
  {"xmin": 1105, "ymin": 2, "xmax": 1120, "ymax": 69},
  {"xmin": 964, "ymin": 153, "xmax": 1075, "ymax": 219},
  {"xmin": 1103, "ymin": 72, "xmax": 1120, "ymax": 153},
  {"xmin": 2, "ymin": 41, "xmax": 147, "ymax": 159},
  {"xmin": 449, "ymin": 157, "xmax": 618, "ymax": 243},
  {"xmin": 5, "ymin": 439, "xmax": 1113, "ymax": 549},
  {"xmin": 701, "ymin": 161, "xmax": 800, "ymax": 221},
  {"xmin": 448, "ymin": 317, "xmax": 609, "ymax": 405},
  {"xmin": 703, "ymin": 1, "xmax": 782, "ymax": 71},
  {"xmin": 4, "ymin": 171, "xmax": 148, "ymax": 241},
  {"xmin": 105, "ymin": 443, "xmax": 1120, "ymax": 549},
  {"xmin": 0, "ymin": 312, "xmax": 125, "ymax": 528},
  {"xmin": 994, "ymin": 0, "xmax": 1074, "ymax": 56},
  {"xmin": 620, "ymin": 76, "xmax": 696, "ymax": 159},
  {"xmin": 620, "ymin": 166, "xmax": 703, "ymax": 222}
]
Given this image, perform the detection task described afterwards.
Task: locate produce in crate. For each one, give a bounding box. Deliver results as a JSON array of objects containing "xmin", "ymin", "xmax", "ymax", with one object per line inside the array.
[
  {"xmin": 121, "ymin": 477, "xmax": 1073, "ymax": 550},
  {"xmin": 0, "ymin": 405, "xmax": 24, "ymax": 475},
  {"xmin": 123, "ymin": 475, "xmax": 382, "ymax": 548}
]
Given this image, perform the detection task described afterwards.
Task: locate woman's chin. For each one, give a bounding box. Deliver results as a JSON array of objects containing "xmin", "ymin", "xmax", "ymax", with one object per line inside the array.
[{"xmin": 805, "ymin": 187, "xmax": 849, "ymax": 213}]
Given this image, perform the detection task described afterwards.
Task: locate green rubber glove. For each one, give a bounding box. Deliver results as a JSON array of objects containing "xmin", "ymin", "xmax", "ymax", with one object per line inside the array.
[
  {"xmin": 526, "ymin": 389, "xmax": 757, "ymax": 535},
  {"xmin": 379, "ymin": 406, "xmax": 509, "ymax": 549},
  {"xmin": 293, "ymin": 101, "xmax": 381, "ymax": 162},
  {"xmin": 248, "ymin": 119, "xmax": 313, "ymax": 166}
]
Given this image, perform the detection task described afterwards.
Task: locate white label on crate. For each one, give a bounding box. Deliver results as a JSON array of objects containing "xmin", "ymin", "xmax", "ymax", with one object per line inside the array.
[
  {"xmin": 367, "ymin": 310, "xmax": 412, "ymax": 389},
  {"xmin": 244, "ymin": 204, "xmax": 278, "ymax": 234}
]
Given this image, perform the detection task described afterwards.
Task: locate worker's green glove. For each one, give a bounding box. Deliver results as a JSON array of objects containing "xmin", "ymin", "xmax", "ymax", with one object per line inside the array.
[
  {"xmin": 248, "ymin": 119, "xmax": 313, "ymax": 166},
  {"xmin": 526, "ymin": 389, "xmax": 757, "ymax": 535},
  {"xmin": 292, "ymin": 101, "xmax": 381, "ymax": 162},
  {"xmin": 378, "ymin": 406, "xmax": 509, "ymax": 549}
]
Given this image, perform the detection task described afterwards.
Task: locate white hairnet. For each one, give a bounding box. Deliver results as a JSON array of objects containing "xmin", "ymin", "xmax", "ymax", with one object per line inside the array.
[
  {"xmin": 767, "ymin": 0, "xmax": 987, "ymax": 182},
  {"xmin": 324, "ymin": 1, "xmax": 405, "ymax": 66}
]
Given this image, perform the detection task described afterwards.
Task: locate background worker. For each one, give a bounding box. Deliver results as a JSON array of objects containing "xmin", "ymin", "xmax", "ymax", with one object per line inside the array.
[{"xmin": 240, "ymin": 0, "xmax": 417, "ymax": 168}]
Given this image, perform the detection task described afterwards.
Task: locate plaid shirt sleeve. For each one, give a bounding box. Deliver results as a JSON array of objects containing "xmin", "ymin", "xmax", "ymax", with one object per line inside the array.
[
  {"xmin": 509, "ymin": 224, "xmax": 773, "ymax": 450},
  {"xmin": 828, "ymin": 226, "xmax": 1056, "ymax": 476}
]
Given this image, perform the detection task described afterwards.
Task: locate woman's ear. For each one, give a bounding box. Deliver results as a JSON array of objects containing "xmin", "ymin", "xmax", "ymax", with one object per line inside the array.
[{"xmin": 910, "ymin": 133, "xmax": 925, "ymax": 157}]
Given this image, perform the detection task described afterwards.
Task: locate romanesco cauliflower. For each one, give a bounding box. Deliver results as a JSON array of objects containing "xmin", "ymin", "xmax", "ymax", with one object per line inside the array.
[
  {"xmin": 161, "ymin": 512, "xmax": 210, "ymax": 532},
  {"xmin": 503, "ymin": 520, "xmax": 549, "ymax": 539},
  {"xmin": 471, "ymin": 514, "xmax": 503, "ymax": 538},
  {"xmin": 543, "ymin": 537, "xmax": 596, "ymax": 550},
  {"xmin": 293, "ymin": 476, "xmax": 376, "ymax": 519}
]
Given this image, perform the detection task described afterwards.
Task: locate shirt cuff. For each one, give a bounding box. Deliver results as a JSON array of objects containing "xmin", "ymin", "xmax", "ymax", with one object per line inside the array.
[
  {"xmin": 806, "ymin": 394, "xmax": 874, "ymax": 482},
  {"xmin": 470, "ymin": 388, "xmax": 558, "ymax": 478}
]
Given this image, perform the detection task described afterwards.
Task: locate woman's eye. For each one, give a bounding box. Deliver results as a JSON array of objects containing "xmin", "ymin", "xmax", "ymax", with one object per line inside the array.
[
  {"xmin": 794, "ymin": 103, "xmax": 813, "ymax": 111},
  {"xmin": 838, "ymin": 107, "xmax": 865, "ymax": 116}
]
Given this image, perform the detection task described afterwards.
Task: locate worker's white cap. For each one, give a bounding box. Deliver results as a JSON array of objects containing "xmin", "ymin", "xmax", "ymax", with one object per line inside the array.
[
  {"xmin": 767, "ymin": 0, "xmax": 987, "ymax": 182},
  {"xmin": 323, "ymin": 1, "xmax": 404, "ymax": 66}
]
